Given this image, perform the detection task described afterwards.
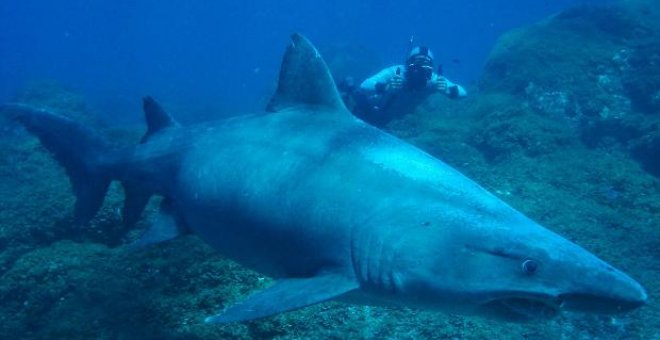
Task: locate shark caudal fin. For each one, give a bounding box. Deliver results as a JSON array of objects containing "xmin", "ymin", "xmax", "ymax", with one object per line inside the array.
[
  {"xmin": 121, "ymin": 96, "xmax": 180, "ymax": 226},
  {"xmin": 267, "ymin": 33, "xmax": 350, "ymax": 114},
  {"xmin": 4, "ymin": 104, "xmax": 112, "ymax": 224}
]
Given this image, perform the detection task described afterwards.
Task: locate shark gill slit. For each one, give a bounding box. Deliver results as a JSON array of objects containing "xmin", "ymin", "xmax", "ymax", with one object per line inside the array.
[{"xmin": 354, "ymin": 224, "xmax": 400, "ymax": 293}]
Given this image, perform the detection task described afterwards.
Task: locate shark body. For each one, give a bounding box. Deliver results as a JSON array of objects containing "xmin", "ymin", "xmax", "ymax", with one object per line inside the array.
[{"xmin": 6, "ymin": 34, "xmax": 646, "ymax": 323}]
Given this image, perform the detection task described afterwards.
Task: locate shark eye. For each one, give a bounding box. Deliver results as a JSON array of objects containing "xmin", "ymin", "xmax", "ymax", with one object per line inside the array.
[{"xmin": 522, "ymin": 259, "xmax": 538, "ymax": 275}]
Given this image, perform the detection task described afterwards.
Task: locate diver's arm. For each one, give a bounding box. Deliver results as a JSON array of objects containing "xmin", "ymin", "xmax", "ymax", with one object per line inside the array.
[
  {"xmin": 360, "ymin": 66, "xmax": 401, "ymax": 94},
  {"xmin": 430, "ymin": 73, "xmax": 467, "ymax": 98},
  {"xmin": 446, "ymin": 79, "xmax": 467, "ymax": 98}
]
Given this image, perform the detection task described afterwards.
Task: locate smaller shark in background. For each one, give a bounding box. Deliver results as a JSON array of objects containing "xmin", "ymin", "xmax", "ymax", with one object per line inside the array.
[{"xmin": 4, "ymin": 34, "xmax": 646, "ymax": 324}]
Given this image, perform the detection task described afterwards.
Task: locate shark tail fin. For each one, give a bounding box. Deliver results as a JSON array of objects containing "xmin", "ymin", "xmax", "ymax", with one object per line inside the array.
[
  {"xmin": 5, "ymin": 104, "xmax": 113, "ymax": 224},
  {"xmin": 121, "ymin": 96, "xmax": 180, "ymax": 226}
]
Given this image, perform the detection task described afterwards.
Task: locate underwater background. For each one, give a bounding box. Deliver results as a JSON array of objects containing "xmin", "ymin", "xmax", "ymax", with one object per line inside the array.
[
  {"xmin": 1, "ymin": 0, "xmax": 659, "ymax": 339},
  {"xmin": 2, "ymin": 0, "xmax": 613, "ymax": 122}
]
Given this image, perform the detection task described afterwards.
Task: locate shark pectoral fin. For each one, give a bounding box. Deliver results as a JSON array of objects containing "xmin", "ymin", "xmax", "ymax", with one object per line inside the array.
[
  {"xmin": 127, "ymin": 199, "xmax": 186, "ymax": 250},
  {"xmin": 205, "ymin": 273, "xmax": 359, "ymax": 324}
]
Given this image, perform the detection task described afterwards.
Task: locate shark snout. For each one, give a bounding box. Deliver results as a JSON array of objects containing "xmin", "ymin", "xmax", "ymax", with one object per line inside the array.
[
  {"xmin": 560, "ymin": 268, "xmax": 647, "ymax": 314},
  {"xmin": 559, "ymin": 289, "xmax": 646, "ymax": 314}
]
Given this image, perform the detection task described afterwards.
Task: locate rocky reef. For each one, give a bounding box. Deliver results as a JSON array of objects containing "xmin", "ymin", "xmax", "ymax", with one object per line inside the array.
[
  {"xmin": 1, "ymin": 1, "xmax": 659, "ymax": 339},
  {"xmin": 479, "ymin": 1, "xmax": 660, "ymax": 176}
]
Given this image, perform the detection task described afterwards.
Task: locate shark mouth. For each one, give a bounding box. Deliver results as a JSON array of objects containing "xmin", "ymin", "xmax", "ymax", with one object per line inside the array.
[{"xmin": 485, "ymin": 297, "xmax": 561, "ymax": 321}]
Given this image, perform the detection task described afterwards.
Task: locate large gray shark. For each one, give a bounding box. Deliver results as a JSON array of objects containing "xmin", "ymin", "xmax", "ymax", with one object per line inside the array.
[{"xmin": 6, "ymin": 34, "xmax": 646, "ymax": 323}]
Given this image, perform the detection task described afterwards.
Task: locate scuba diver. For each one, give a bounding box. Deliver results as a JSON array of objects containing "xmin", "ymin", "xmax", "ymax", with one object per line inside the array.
[{"xmin": 342, "ymin": 45, "xmax": 467, "ymax": 127}]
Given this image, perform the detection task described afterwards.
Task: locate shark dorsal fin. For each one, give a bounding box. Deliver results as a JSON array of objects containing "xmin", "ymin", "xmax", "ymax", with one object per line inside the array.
[
  {"xmin": 142, "ymin": 96, "xmax": 179, "ymax": 143},
  {"xmin": 266, "ymin": 34, "xmax": 349, "ymax": 114}
]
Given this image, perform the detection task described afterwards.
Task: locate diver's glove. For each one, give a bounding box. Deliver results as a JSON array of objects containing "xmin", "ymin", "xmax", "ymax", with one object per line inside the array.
[
  {"xmin": 386, "ymin": 74, "xmax": 404, "ymax": 92},
  {"xmin": 432, "ymin": 77, "xmax": 448, "ymax": 93}
]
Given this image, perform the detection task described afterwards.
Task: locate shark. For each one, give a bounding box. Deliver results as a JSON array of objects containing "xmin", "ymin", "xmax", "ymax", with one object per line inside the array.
[{"xmin": 5, "ymin": 34, "xmax": 646, "ymax": 324}]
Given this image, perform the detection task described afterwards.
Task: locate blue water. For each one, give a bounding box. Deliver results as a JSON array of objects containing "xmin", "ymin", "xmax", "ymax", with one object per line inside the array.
[{"xmin": 0, "ymin": 0, "xmax": 611, "ymax": 122}]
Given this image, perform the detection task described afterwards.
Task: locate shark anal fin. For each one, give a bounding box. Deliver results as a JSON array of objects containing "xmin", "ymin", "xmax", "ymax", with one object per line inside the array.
[
  {"xmin": 127, "ymin": 198, "xmax": 186, "ymax": 250},
  {"xmin": 205, "ymin": 273, "xmax": 359, "ymax": 324},
  {"xmin": 266, "ymin": 33, "xmax": 349, "ymax": 114},
  {"xmin": 73, "ymin": 176, "xmax": 111, "ymax": 225}
]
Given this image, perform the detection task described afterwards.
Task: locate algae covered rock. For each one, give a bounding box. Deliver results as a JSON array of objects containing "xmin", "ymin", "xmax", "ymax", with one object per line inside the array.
[
  {"xmin": 478, "ymin": 1, "xmax": 660, "ymax": 175},
  {"xmin": 481, "ymin": 4, "xmax": 650, "ymax": 98},
  {"xmin": 13, "ymin": 80, "xmax": 88, "ymax": 113},
  {"xmin": 467, "ymin": 93, "xmax": 576, "ymax": 161},
  {"xmin": 6, "ymin": 80, "xmax": 104, "ymax": 129}
]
